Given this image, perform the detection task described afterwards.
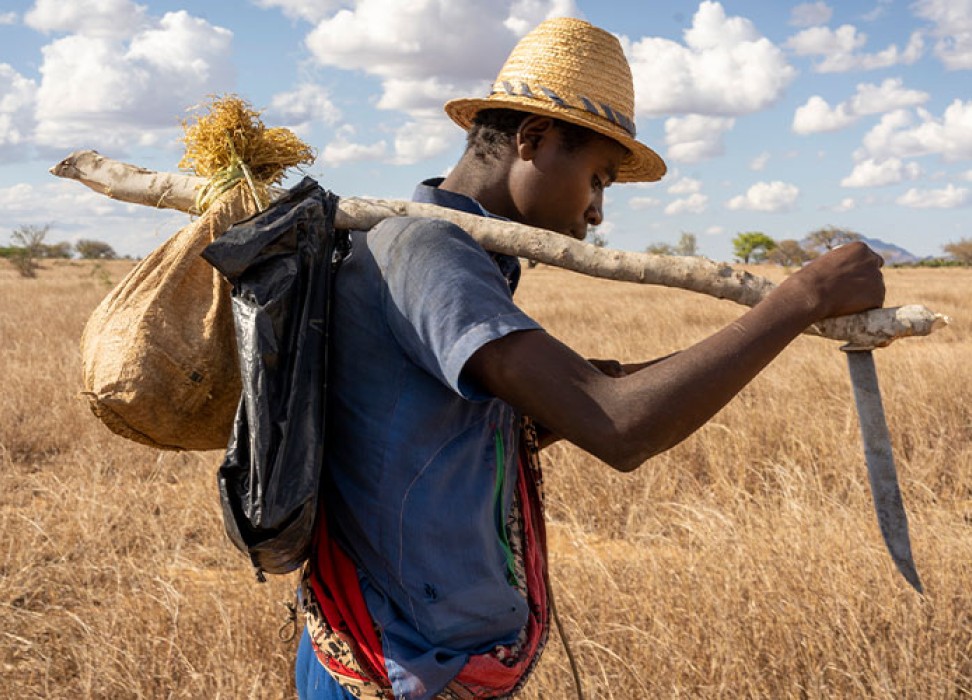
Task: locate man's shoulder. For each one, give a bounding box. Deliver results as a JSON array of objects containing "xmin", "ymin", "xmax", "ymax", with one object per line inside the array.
[
  {"xmin": 369, "ymin": 215, "xmax": 472, "ymax": 240},
  {"xmin": 366, "ymin": 216, "xmax": 485, "ymax": 261}
]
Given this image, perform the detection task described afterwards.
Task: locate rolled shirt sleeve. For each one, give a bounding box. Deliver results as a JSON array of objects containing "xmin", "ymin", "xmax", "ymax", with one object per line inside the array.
[{"xmin": 370, "ymin": 216, "xmax": 542, "ymax": 399}]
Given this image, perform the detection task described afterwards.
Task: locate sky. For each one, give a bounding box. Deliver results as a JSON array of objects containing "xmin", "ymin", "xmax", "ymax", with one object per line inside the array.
[{"xmin": 0, "ymin": 0, "xmax": 970, "ymax": 262}]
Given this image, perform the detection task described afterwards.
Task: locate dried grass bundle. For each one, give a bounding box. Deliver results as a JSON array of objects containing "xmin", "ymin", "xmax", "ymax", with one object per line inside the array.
[{"xmin": 178, "ymin": 94, "xmax": 315, "ymax": 211}]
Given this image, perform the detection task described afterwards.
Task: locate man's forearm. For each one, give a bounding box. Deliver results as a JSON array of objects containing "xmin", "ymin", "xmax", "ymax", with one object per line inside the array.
[{"xmin": 605, "ymin": 284, "xmax": 820, "ymax": 467}]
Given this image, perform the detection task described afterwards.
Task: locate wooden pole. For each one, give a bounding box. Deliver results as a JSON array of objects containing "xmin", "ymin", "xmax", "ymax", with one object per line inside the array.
[{"xmin": 51, "ymin": 149, "xmax": 949, "ymax": 349}]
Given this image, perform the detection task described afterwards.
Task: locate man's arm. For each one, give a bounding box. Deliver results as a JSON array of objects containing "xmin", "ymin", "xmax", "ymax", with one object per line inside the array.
[
  {"xmin": 533, "ymin": 354, "xmax": 677, "ymax": 448},
  {"xmin": 465, "ymin": 243, "xmax": 885, "ymax": 471}
]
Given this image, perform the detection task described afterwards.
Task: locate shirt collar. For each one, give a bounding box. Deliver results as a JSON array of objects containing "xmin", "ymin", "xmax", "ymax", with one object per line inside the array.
[
  {"xmin": 411, "ymin": 178, "xmax": 522, "ymax": 291},
  {"xmin": 412, "ymin": 178, "xmax": 493, "ymax": 217}
]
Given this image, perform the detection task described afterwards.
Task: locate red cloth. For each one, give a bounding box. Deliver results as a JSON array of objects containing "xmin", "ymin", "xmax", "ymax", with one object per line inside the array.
[
  {"xmin": 307, "ymin": 446, "xmax": 548, "ymax": 698},
  {"xmin": 307, "ymin": 515, "xmax": 387, "ymax": 683}
]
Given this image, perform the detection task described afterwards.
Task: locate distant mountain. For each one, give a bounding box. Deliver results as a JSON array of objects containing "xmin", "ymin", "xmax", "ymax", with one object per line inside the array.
[
  {"xmin": 800, "ymin": 235, "xmax": 920, "ymax": 265},
  {"xmin": 858, "ymin": 236, "xmax": 920, "ymax": 265}
]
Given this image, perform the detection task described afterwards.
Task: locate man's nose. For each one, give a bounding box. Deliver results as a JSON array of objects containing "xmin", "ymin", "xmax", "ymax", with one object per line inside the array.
[{"xmin": 585, "ymin": 194, "xmax": 604, "ymax": 227}]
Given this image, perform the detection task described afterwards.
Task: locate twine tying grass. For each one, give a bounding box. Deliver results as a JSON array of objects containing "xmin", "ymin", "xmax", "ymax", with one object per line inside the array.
[{"xmin": 178, "ymin": 94, "xmax": 315, "ymax": 213}]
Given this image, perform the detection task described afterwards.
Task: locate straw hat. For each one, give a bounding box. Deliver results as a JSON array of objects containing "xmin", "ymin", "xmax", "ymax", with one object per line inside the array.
[{"xmin": 444, "ymin": 17, "xmax": 666, "ymax": 183}]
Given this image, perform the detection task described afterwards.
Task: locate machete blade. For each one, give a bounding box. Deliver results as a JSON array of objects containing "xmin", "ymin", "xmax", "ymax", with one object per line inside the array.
[{"xmin": 845, "ymin": 349, "xmax": 923, "ymax": 594}]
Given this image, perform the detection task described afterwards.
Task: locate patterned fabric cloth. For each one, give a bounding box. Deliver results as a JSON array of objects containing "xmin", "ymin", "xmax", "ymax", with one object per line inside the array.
[{"xmin": 300, "ymin": 419, "xmax": 549, "ymax": 699}]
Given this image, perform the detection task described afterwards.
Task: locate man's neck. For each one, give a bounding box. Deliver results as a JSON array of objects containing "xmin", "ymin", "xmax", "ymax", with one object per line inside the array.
[{"xmin": 439, "ymin": 152, "xmax": 518, "ymax": 222}]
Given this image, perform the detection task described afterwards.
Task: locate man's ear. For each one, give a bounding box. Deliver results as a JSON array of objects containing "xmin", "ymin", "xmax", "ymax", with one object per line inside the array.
[{"xmin": 516, "ymin": 115, "xmax": 556, "ymax": 161}]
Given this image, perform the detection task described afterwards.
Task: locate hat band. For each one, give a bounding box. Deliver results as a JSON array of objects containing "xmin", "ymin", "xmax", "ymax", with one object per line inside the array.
[{"xmin": 493, "ymin": 81, "xmax": 637, "ymax": 139}]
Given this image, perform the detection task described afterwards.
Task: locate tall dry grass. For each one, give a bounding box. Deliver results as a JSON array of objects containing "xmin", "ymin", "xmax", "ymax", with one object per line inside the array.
[{"xmin": 1, "ymin": 258, "xmax": 970, "ymax": 699}]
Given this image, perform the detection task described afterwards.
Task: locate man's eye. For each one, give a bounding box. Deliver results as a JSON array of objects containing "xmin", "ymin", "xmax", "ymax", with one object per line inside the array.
[{"xmin": 592, "ymin": 175, "xmax": 603, "ymax": 191}]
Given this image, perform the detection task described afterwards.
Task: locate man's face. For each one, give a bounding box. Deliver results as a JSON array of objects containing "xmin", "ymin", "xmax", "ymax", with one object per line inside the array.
[{"xmin": 508, "ymin": 121, "xmax": 628, "ymax": 240}]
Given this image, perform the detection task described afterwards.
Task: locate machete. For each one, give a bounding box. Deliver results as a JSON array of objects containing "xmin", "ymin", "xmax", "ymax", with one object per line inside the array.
[{"xmin": 843, "ymin": 347, "xmax": 923, "ymax": 593}]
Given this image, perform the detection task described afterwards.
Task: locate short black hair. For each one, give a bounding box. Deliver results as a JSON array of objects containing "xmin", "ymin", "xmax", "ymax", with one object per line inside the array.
[{"xmin": 466, "ymin": 108, "xmax": 598, "ymax": 161}]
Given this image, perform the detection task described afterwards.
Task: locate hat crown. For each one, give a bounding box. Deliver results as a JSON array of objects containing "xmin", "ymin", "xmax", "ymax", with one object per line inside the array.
[
  {"xmin": 494, "ymin": 17, "xmax": 635, "ymax": 135},
  {"xmin": 443, "ymin": 16, "xmax": 666, "ymax": 182}
]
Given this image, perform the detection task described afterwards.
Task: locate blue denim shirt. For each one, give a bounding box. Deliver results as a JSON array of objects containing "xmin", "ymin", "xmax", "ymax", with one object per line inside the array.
[{"xmin": 322, "ymin": 179, "xmax": 543, "ymax": 699}]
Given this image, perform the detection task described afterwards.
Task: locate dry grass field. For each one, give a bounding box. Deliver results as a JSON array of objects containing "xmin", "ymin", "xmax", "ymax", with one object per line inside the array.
[{"xmin": 1, "ymin": 257, "xmax": 970, "ymax": 699}]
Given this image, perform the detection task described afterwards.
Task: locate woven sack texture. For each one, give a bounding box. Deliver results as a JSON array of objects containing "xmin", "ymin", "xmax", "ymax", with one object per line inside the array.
[{"xmin": 80, "ymin": 185, "xmax": 259, "ymax": 450}]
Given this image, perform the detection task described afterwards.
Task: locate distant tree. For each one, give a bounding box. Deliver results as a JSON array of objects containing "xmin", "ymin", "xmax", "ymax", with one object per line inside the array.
[
  {"xmin": 732, "ymin": 231, "xmax": 777, "ymax": 264},
  {"xmin": 11, "ymin": 223, "xmax": 49, "ymax": 252},
  {"xmin": 38, "ymin": 241, "xmax": 73, "ymax": 259},
  {"xmin": 674, "ymin": 232, "xmax": 698, "ymax": 257},
  {"xmin": 645, "ymin": 242, "xmax": 674, "ymax": 255},
  {"xmin": 76, "ymin": 239, "xmax": 118, "ymax": 260},
  {"xmin": 8, "ymin": 249, "xmax": 36, "ymax": 277},
  {"xmin": 943, "ymin": 238, "xmax": 972, "ymax": 265},
  {"xmin": 768, "ymin": 239, "xmax": 815, "ymax": 267},
  {"xmin": 806, "ymin": 225, "xmax": 862, "ymax": 252},
  {"xmin": 588, "ymin": 227, "xmax": 608, "ymax": 248},
  {"xmin": 8, "ymin": 223, "xmax": 51, "ymax": 277}
]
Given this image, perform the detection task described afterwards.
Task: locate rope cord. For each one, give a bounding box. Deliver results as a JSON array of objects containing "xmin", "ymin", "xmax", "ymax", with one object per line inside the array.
[
  {"xmin": 225, "ymin": 134, "xmax": 266, "ymax": 211},
  {"xmin": 193, "ymin": 132, "xmax": 267, "ymax": 213},
  {"xmin": 547, "ymin": 580, "xmax": 585, "ymax": 700}
]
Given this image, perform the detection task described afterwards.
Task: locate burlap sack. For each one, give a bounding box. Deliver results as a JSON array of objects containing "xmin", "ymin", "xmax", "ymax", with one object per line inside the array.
[{"xmin": 80, "ymin": 185, "xmax": 260, "ymax": 450}]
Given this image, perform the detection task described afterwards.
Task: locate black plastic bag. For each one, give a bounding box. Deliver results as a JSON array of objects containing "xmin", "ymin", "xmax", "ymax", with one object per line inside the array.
[{"xmin": 201, "ymin": 178, "xmax": 349, "ymax": 580}]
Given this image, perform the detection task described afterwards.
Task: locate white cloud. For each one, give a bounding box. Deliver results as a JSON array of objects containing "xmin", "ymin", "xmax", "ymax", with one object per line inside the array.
[
  {"xmin": 861, "ymin": 0, "xmax": 892, "ymax": 22},
  {"xmin": 376, "ymin": 77, "xmax": 475, "ymax": 114},
  {"xmin": 749, "ymin": 151, "xmax": 770, "ymax": 171},
  {"xmin": 793, "ymin": 95, "xmax": 856, "ymax": 134},
  {"xmin": 849, "ymin": 78, "xmax": 929, "ymax": 114},
  {"xmin": 504, "ymin": 0, "xmax": 579, "ymax": 35},
  {"xmin": 25, "ymin": 0, "xmax": 148, "ymax": 39},
  {"xmin": 859, "ymin": 101, "xmax": 972, "ymax": 162},
  {"xmin": 0, "ymin": 181, "xmax": 117, "ymax": 218},
  {"xmin": 392, "ymin": 118, "xmax": 456, "ymax": 164},
  {"xmin": 841, "ymin": 157, "xmax": 922, "ymax": 187},
  {"xmin": 305, "ymin": 1, "xmax": 572, "ymax": 85},
  {"xmin": 793, "ymin": 78, "xmax": 929, "ymax": 134},
  {"xmin": 667, "ymin": 176, "xmax": 702, "ymax": 195},
  {"xmin": 665, "ymin": 193, "xmax": 708, "ymax": 215},
  {"xmin": 896, "ymin": 183, "xmax": 970, "ymax": 208},
  {"xmin": 626, "ymin": 1, "xmax": 796, "ymax": 117},
  {"xmin": 790, "ymin": 2, "xmax": 832, "ymax": 27},
  {"xmin": 127, "ymin": 12, "xmax": 231, "ymax": 77},
  {"xmin": 252, "ymin": 0, "xmax": 345, "ymax": 24},
  {"xmin": 704, "ymin": 225, "xmax": 724, "ymax": 235},
  {"xmin": 912, "ymin": 0, "xmax": 972, "ymax": 70},
  {"xmin": 268, "ymin": 83, "xmax": 341, "ymax": 130},
  {"xmin": 726, "ymin": 181, "xmax": 800, "ymax": 212},
  {"xmin": 320, "ymin": 139, "xmax": 387, "ymax": 166},
  {"xmin": 0, "ymin": 12, "xmax": 17, "ymax": 25},
  {"xmin": 833, "ymin": 197, "xmax": 856, "ymax": 211},
  {"xmin": 32, "ymin": 11, "xmax": 234, "ymax": 150},
  {"xmin": 785, "ymin": 24, "xmax": 924, "ymax": 72},
  {"xmin": 963, "ymin": 169, "xmax": 972, "ymax": 181},
  {"xmin": 664, "ymin": 115, "xmax": 735, "ymax": 163},
  {"xmin": 0, "ymin": 183, "xmax": 35, "ymax": 211},
  {"xmin": 0, "ymin": 64, "xmax": 37, "ymax": 159},
  {"xmin": 629, "ymin": 196, "xmax": 661, "ymax": 210}
]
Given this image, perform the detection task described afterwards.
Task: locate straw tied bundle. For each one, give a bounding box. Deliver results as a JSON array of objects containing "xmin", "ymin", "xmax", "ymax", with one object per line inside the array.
[{"xmin": 56, "ymin": 95, "xmax": 946, "ymax": 451}]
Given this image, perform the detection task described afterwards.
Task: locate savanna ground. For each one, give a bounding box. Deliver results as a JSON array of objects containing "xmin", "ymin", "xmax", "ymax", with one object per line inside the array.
[{"xmin": 1, "ymin": 257, "xmax": 970, "ymax": 699}]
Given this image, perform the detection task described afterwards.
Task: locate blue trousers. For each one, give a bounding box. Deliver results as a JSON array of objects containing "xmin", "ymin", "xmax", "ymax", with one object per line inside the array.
[{"xmin": 295, "ymin": 627, "xmax": 356, "ymax": 699}]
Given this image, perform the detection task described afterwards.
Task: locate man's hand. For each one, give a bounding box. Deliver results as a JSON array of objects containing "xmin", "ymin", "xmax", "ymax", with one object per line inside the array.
[{"xmin": 776, "ymin": 242, "xmax": 886, "ymax": 322}]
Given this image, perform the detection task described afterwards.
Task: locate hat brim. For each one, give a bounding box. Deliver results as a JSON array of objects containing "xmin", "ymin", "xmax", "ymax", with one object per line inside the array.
[{"xmin": 444, "ymin": 95, "xmax": 666, "ymax": 183}]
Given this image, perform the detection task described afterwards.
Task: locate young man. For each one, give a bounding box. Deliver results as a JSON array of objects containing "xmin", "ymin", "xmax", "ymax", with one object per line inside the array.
[{"xmin": 295, "ymin": 17, "xmax": 885, "ymax": 700}]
